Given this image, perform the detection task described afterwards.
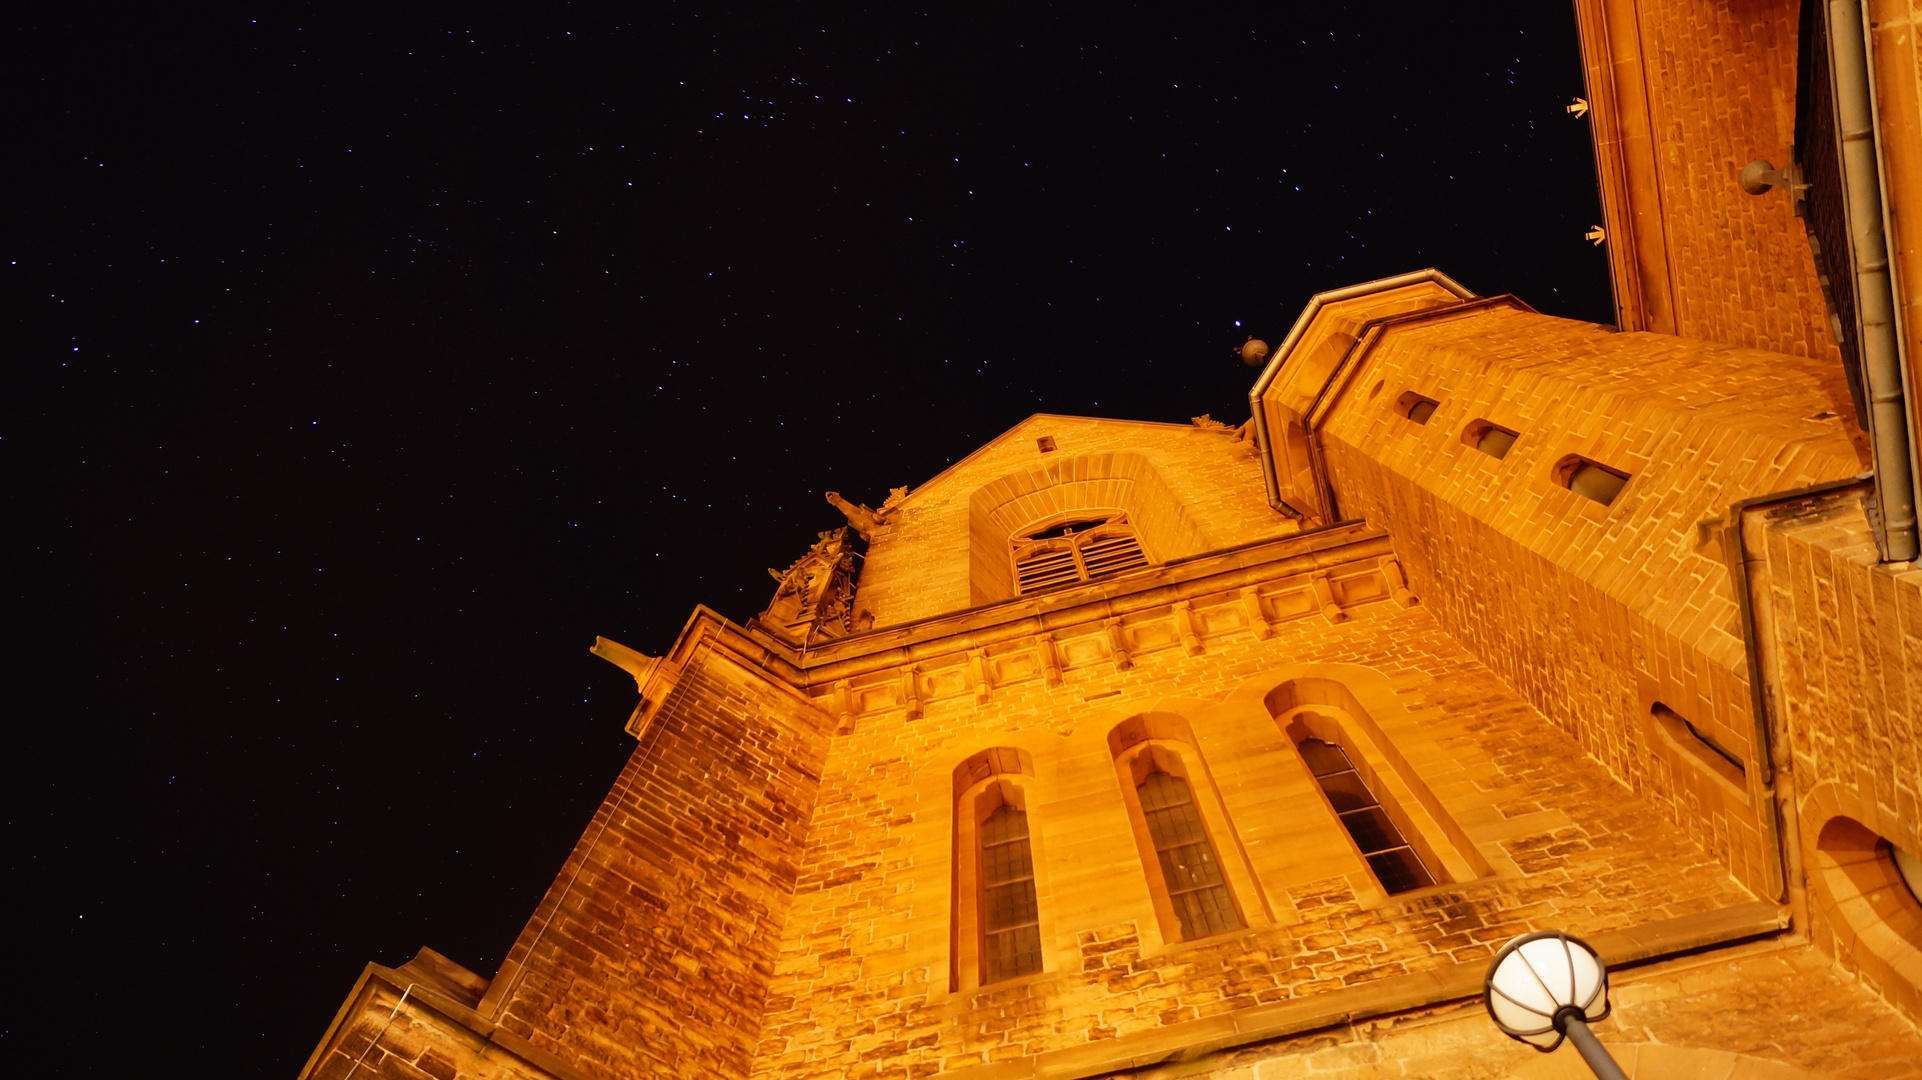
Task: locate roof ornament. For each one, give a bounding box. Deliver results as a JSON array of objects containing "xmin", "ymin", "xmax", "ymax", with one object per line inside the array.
[
  {"xmin": 825, "ymin": 489, "xmax": 903, "ymax": 541},
  {"xmin": 756, "ymin": 527, "xmax": 860, "ymax": 642}
]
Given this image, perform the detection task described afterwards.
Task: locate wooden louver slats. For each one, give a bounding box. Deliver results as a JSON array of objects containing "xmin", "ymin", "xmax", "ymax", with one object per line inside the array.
[
  {"xmin": 1014, "ymin": 543, "xmax": 1082, "ymax": 593},
  {"xmin": 1011, "ymin": 515, "xmax": 1150, "ymax": 595},
  {"xmin": 1078, "ymin": 531, "xmax": 1149, "ymax": 578}
]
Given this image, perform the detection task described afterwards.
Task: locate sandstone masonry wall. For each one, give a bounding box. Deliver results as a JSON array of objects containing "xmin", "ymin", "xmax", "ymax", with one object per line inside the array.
[
  {"xmin": 478, "ymin": 647, "xmax": 834, "ymax": 1080},
  {"xmin": 1111, "ymin": 942, "xmax": 1922, "ymax": 1080},
  {"xmin": 856, "ymin": 416, "xmax": 1293, "ymax": 627},
  {"xmin": 1317, "ymin": 308, "xmax": 1865, "ymax": 896},
  {"xmin": 1748, "ymin": 486, "xmax": 1922, "ymax": 1022},
  {"xmin": 751, "ymin": 588, "xmax": 1754, "ymax": 1080},
  {"xmin": 1632, "ymin": 0, "xmax": 1839, "ymax": 360}
]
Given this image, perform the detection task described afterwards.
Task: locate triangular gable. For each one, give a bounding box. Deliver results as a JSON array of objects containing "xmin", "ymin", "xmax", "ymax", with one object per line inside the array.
[{"xmin": 893, "ymin": 413, "xmax": 1233, "ymax": 510}]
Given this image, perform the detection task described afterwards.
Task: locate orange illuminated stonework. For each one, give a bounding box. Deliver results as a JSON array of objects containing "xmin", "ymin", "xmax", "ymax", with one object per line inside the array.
[{"xmin": 296, "ymin": 6, "xmax": 1922, "ymax": 1078}]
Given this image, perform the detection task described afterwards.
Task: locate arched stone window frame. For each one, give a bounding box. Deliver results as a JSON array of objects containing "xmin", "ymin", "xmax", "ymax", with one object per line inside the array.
[
  {"xmin": 950, "ymin": 747, "xmax": 1058, "ymax": 992},
  {"xmin": 1803, "ymin": 780, "xmax": 1922, "ymax": 1020},
  {"xmin": 1107, "ymin": 713, "xmax": 1268, "ymax": 948},
  {"xmin": 966, "ymin": 450, "xmax": 1210, "ymax": 606},
  {"xmin": 1281, "ymin": 711, "xmax": 1447, "ymax": 896},
  {"xmin": 1255, "ymin": 670, "xmax": 1491, "ymax": 906},
  {"xmin": 1007, "ymin": 508, "xmax": 1152, "ymax": 595}
]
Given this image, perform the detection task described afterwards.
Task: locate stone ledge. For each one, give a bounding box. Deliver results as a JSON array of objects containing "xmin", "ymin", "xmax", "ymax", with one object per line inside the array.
[
  {"xmin": 936, "ymin": 901, "xmax": 1788, "ymax": 1080},
  {"xmin": 790, "ymin": 523, "xmax": 1396, "ymax": 685},
  {"xmin": 297, "ymin": 962, "xmax": 593, "ymax": 1080}
]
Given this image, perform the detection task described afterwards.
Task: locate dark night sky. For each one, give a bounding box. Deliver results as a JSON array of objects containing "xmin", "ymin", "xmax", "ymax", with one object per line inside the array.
[{"xmin": 6, "ymin": 4, "xmax": 1609, "ymax": 1076}]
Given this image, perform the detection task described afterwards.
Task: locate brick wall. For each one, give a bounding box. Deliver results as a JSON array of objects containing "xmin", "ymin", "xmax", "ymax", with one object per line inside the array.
[
  {"xmin": 1635, "ymin": 0, "xmax": 1838, "ymax": 358},
  {"xmin": 1315, "ymin": 306, "xmax": 1865, "ymax": 896},
  {"xmin": 477, "ymin": 646, "xmax": 834, "ymax": 1080},
  {"xmin": 855, "ymin": 416, "xmax": 1296, "ymax": 627},
  {"xmin": 1579, "ymin": 0, "xmax": 1843, "ymax": 361},
  {"xmin": 750, "ymin": 576, "xmax": 1755, "ymax": 1080},
  {"xmin": 1747, "ymin": 486, "xmax": 1922, "ymax": 1021},
  {"xmin": 1108, "ymin": 943, "xmax": 1922, "ymax": 1080}
]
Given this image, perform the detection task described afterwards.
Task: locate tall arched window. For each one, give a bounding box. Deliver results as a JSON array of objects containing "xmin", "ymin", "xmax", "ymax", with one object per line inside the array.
[
  {"xmin": 1109, "ymin": 714, "xmax": 1260, "ymax": 945},
  {"xmin": 951, "ymin": 748, "xmax": 1049, "ymax": 991},
  {"xmin": 1298, "ymin": 738, "xmax": 1434, "ymax": 894},
  {"xmin": 1011, "ymin": 513, "xmax": 1150, "ymax": 594},
  {"xmin": 1137, "ymin": 769, "xmax": 1242, "ymax": 939},
  {"xmin": 979, "ymin": 802, "xmax": 1042, "ymax": 982}
]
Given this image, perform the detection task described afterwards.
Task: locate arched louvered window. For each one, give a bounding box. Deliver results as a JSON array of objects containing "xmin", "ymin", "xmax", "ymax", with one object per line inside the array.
[
  {"xmin": 1137, "ymin": 770, "xmax": 1242, "ymax": 940},
  {"xmin": 979, "ymin": 803, "xmax": 1042, "ymax": 982},
  {"xmin": 1298, "ymin": 738, "xmax": 1435, "ymax": 894},
  {"xmin": 1011, "ymin": 514, "xmax": 1150, "ymax": 594}
]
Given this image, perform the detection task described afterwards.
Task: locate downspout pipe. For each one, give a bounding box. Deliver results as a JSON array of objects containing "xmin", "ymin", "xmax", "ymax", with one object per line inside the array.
[
  {"xmin": 1829, "ymin": 0, "xmax": 1919, "ymax": 560},
  {"xmin": 1247, "ymin": 269, "xmax": 1477, "ymax": 516},
  {"xmin": 1723, "ymin": 475, "xmax": 1872, "ymax": 909}
]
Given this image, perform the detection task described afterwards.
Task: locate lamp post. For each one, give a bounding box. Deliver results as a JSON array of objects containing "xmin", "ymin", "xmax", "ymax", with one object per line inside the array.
[{"xmin": 1483, "ymin": 931, "xmax": 1628, "ymax": 1080}]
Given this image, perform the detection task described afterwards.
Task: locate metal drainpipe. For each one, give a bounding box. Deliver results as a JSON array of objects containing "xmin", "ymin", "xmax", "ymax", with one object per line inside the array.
[
  {"xmin": 1724, "ymin": 475, "xmax": 1872, "ymax": 912},
  {"xmin": 1829, "ymin": 0, "xmax": 1920, "ymax": 560}
]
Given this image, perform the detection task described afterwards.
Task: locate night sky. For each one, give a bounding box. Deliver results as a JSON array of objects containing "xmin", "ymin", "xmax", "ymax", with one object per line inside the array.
[{"xmin": 8, "ymin": 5, "xmax": 1610, "ymax": 1076}]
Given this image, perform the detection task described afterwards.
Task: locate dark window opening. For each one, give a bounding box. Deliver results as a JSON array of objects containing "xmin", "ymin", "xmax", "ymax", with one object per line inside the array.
[
  {"xmin": 1555, "ymin": 454, "xmax": 1631, "ymax": 506},
  {"xmin": 1023, "ymin": 519, "xmax": 1104, "ymax": 541},
  {"xmin": 1137, "ymin": 770, "xmax": 1242, "ymax": 940},
  {"xmin": 1036, "ymin": 436, "xmax": 1057, "ymax": 452},
  {"xmin": 979, "ymin": 803, "xmax": 1042, "ymax": 983},
  {"xmin": 1299, "ymin": 738, "xmax": 1435, "ymax": 894},
  {"xmin": 1012, "ymin": 514, "xmax": 1149, "ymax": 594},
  {"xmin": 1466, "ymin": 420, "xmax": 1520, "ymax": 460},
  {"xmin": 1651, "ymin": 703, "xmax": 1746, "ymax": 788},
  {"xmin": 1396, "ymin": 391, "xmax": 1441, "ymax": 425}
]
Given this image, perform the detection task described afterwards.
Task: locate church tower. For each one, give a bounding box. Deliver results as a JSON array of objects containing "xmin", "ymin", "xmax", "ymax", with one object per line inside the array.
[{"xmin": 296, "ymin": 3, "xmax": 1922, "ymax": 1078}]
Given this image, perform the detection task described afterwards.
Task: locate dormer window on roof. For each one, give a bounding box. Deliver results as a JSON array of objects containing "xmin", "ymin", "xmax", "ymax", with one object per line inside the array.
[{"xmin": 1011, "ymin": 513, "xmax": 1150, "ymax": 594}]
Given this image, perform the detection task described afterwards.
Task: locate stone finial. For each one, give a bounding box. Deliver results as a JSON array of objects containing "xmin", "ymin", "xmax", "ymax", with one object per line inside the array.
[{"xmin": 757, "ymin": 527, "xmax": 860, "ymax": 641}]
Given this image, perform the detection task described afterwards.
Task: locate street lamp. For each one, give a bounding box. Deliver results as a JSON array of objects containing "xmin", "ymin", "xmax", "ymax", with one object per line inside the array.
[{"xmin": 1483, "ymin": 931, "xmax": 1627, "ymax": 1080}]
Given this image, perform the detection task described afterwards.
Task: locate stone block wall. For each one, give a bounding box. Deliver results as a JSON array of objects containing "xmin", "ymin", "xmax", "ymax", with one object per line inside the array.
[
  {"xmin": 1576, "ymin": 0, "xmax": 1842, "ymax": 363},
  {"xmin": 475, "ymin": 645, "xmax": 835, "ymax": 1080},
  {"xmin": 749, "ymin": 573, "xmax": 1756, "ymax": 1080},
  {"xmin": 1316, "ymin": 306, "xmax": 1865, "ymax": 897},
  {"xmin": 1632, "ymin": 0, "xmax": 1838, "ymax": 358},
  {"xmin": 300, "ymin": 961, "xmax": 577, "ymax": 1080},
  {"xmin": 1747, "ymin": 484, "xmax": 1922, "ymax": 1021},
  {"xmin": 855, "ymin": 416, "xmax": 1294, "ymax": 627},
  {"xmin": 1113, "ymin": 943, "xmax": 1922, "ymax": 1080}
]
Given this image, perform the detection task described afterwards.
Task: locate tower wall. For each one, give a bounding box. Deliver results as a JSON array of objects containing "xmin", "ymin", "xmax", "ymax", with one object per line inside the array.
[
  {"xmin": 474, "ymin": 644, "xmax": 835, "ymax": 1080},
  {"xmin": 1746, "ymin": 485, "xmax": 1922, "ymax": 1022},
  {"xmin": 854, "ymin": 416, "xmax": 1294, "ymax": 628},
  {"xmin": 1315, "ymin": 305, "xmax": 1864, "ymax": 897},
  {"xmin": 748, "ymin": 521, "xmax": 1764, "ymax": 1080},
  {"xmin": 1575, "ymin": 0, "xmax": 1838, "ymax": 357}
]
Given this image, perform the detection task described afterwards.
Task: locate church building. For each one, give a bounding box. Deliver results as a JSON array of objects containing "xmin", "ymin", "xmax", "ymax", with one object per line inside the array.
[{"xmin": 297, "ymin": 3, "xmax": 1922, "ymax": 1078}]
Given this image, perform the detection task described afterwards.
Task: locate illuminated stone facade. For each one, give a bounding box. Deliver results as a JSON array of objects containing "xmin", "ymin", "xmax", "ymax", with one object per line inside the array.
[{"xmin": 296, "ymin": 3, "xmax": 1922, "ymax": 1078}]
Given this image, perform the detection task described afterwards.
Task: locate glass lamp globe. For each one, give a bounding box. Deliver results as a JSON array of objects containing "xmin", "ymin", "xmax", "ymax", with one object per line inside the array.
[{"xmin": 1484, "ymin": 931, "xmax": 1612, "ymax": 1051}]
